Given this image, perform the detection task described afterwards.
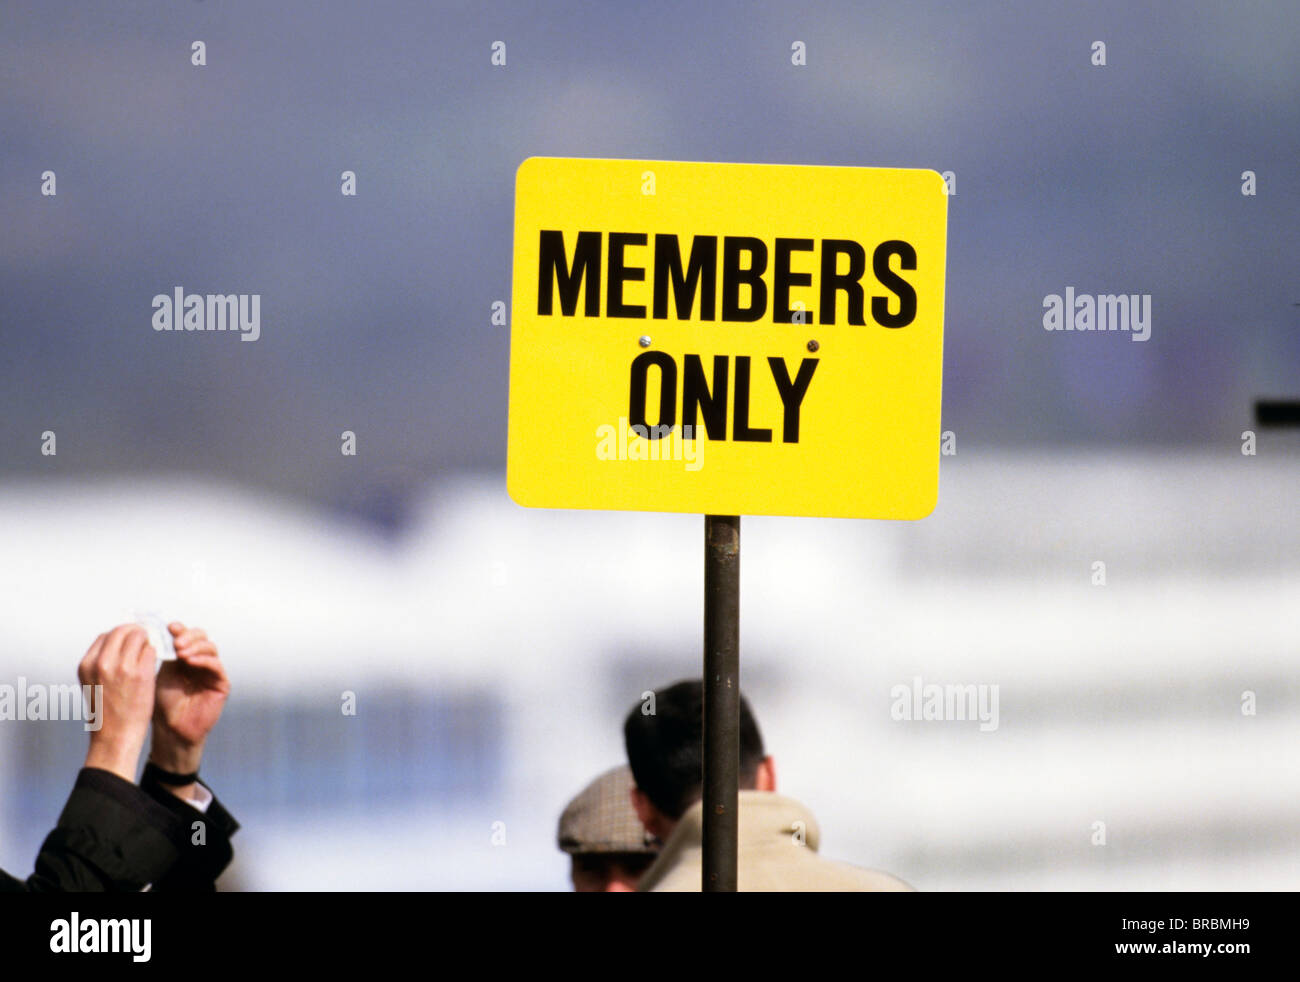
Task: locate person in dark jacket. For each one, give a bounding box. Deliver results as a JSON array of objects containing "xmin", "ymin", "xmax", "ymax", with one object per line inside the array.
[{"xmin": 1, "ymin": 621, "xmax": 238, "ymax": 892}]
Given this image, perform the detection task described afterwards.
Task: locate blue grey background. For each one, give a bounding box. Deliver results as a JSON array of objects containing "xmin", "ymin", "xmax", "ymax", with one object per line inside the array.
[
  {"xmin": 3, "ymin": 1, "xmax": 1297, "ymax": 530},
  {"xmin": 2, "ymin": 2, "xmax": 1299, "ymax": 892}
]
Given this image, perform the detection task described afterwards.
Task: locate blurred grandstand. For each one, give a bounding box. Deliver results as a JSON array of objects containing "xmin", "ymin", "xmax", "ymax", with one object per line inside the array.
[{"xmin": 1, "ymin": 445, "xmax": 1296, "ymax": 889}]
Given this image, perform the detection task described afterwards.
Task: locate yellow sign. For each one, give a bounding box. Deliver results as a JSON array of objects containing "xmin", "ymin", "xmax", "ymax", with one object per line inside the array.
[{"xmin": 506, "ymin": 157, "xmax": 947, "ymax": 519}]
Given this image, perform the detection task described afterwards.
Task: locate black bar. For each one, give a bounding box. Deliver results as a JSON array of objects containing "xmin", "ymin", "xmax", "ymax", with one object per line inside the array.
[
  {"xmin": 2, "ymin": 891, "xmax": 1281, "ymax": 967},
  {"xmin": 1254, "ymin": 400, "xmax": 1300, "ymax": 427},
  {"xmin": 702, "ymin": 514, "xmax": 740, "ymax": 892}
]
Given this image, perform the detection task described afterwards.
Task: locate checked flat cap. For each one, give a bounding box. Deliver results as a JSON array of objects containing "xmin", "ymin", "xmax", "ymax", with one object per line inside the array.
[{"xmin": 557, "ymin": 765, "xmax": 659, "ymax": 855}]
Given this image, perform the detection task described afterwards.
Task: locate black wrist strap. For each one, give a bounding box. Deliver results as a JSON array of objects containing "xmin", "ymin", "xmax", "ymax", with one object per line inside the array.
[{"xmin": 143, "ymin": 762, "xmax": 199, "ymax": 786}]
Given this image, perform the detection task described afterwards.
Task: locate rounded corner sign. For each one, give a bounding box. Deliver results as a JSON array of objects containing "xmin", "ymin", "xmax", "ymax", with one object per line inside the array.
[{"xmin": 506, "ymin": 157, "xmax": 947, "ymax": 520}]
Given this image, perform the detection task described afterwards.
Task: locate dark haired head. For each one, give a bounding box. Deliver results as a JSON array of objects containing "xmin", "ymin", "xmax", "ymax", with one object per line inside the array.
[{"xmin": 623, "ymin": 679, "xmax": 765, "ymax": 820}]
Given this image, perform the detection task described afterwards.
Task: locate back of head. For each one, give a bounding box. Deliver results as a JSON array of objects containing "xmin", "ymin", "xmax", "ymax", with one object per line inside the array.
[{"xmin": 623, "ymin": 679, "xmax": 765, "ymax": 820}]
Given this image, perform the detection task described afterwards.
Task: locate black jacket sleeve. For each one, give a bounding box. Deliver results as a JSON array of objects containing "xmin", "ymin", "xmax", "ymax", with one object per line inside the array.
[
  {"xmin": 0, "ymin": 768, "xmax": 193, "ymax": 893},
  {"xmin": 138, "ymin": 769, "xmax": 240, "ymax": 892}
]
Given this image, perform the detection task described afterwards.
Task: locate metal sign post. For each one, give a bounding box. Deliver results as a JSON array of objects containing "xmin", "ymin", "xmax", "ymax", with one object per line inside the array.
[{"xmin": 702, "ymin": 514, "xmax": 740, "ymax": 891}]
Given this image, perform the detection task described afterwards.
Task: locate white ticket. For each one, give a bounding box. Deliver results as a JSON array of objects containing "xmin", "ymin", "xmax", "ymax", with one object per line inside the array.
[{"xmin": 131, "ymin": 611, "xmax": 177, "ymax": 666}]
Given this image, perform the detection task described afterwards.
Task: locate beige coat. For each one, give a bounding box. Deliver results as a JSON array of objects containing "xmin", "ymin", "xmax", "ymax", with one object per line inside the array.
[{"xmin": 637, "ymin": 791, "xmax": 913, "ymax": 892}]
